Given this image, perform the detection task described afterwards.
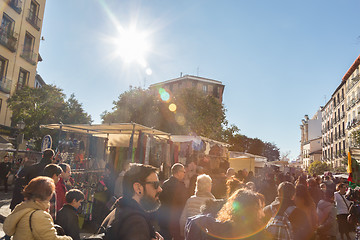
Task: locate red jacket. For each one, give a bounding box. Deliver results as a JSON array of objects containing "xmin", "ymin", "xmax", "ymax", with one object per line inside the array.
[{"xmin": 56, "ymin": 178, "xmax": 67, "ymax": 212}]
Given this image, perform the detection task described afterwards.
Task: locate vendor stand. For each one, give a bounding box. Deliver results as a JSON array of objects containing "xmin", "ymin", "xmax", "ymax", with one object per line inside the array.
[{"xmin": 40, "ymin": 122, "xmax": 171, "ymax": 226}]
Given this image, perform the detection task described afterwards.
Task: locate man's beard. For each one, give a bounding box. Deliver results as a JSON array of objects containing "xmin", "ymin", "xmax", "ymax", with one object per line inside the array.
[{"xmin": 140, "ymin": 191, "xmax": 161, "ymax": 213}]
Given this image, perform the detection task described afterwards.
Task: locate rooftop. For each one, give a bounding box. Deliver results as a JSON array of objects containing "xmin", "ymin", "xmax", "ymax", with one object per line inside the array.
[{"xmin": 149, "ymin": 75, "xmax": 223, "ymax": 88}]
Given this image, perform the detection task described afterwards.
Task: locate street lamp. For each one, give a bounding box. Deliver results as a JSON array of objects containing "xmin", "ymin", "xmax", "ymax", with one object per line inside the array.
[{"xmin": 15, "ymin": 120, "xmax": 25, "ymax": 159}]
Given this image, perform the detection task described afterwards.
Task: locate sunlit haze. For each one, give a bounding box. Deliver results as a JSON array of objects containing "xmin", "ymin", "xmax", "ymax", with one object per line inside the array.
[{"xmin": 38, "ymin": 0, "xmax": 360, "ymax": 160}]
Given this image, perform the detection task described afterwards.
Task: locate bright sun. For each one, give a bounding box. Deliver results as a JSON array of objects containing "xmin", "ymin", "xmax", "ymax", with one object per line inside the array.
[{"xmin": 115, "ymin": 28, "xmax": 150, "ymax": 65}]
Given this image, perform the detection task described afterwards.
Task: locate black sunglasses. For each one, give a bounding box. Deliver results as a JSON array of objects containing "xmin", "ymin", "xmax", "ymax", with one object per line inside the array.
[{"xmin": 144, "ymin": 181, "xmax": 161, "ymax": 189}]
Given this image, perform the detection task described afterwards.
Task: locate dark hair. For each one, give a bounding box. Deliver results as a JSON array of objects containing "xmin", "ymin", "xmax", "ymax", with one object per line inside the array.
[
  {"xmin": 324, "ymin": 189, "xmax": 334, "ymax": 200},
  {"xmin": 44, "ymin": 164, "xmax": 62, "ymax": 178},
  {"xmin": 65, "ymin": 189, "xmax": 85, "ymax": 203},
  {"xmin": 295, "ymin": 184, "xmax": 315, "ymax": 208},
  {"xmin": 122, "ymin": 164, "xmax": 158, "ymax": 199},
  {"xmin": 23, "ymin": 176, "xmax": 55, "ymax": 201},
  {"xmin": 59, "ymin": 163, "xmax": 70, "ymax": 172},
  {"xmin": 43, "ymin": 149, "xmax": 55, "ymax": 159},
  {"xmin": 226, "ymin": 177, "xmax": 244, "ymax": 198},
  {"xmin": 336, "ymin": 183, "xmax": 346, "ymax": 191},
  {"xmin": 171, "ymin": 163, "xmax": 184, "ymax": 175},
  {"xmin": 278, "ymin": 181, "xmax": 295, "ymax": 200}
]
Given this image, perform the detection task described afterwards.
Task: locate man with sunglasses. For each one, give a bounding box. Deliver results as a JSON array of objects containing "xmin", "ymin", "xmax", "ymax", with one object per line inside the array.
[{"xmin": 99, "ymin": 163, "xmax": 163, "ymax": 240}]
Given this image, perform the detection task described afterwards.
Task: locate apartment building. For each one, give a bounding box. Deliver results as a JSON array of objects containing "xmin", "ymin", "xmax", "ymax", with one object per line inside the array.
[
  {"xmin": 149, "ymin": 75, "xmax": 225, "ymax": 103},
  {"xmin": 0, "ymin": 0, "xmax": 46, "ymax": 128},
  {"xmin": 322, "ymin": 81, "xmax": 347, "ymax": 168},
  {"xmin": 300, "ymin": 109, "xmax": 322, "ymax": 169},
  {"xmin": 344, "ymin": 55, "xmax": 360, "ymax": 150}
]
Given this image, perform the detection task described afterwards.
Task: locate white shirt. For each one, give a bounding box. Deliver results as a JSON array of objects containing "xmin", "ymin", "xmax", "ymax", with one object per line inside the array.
[{"xmin": 334, "ymin": 191, "xmax": 352, "ymax": 215}]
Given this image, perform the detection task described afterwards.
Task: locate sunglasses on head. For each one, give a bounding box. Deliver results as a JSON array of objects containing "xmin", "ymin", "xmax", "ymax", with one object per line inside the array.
[{"xmin": 144, "ymin": 181, "xmax": 160, "ymax": 189}]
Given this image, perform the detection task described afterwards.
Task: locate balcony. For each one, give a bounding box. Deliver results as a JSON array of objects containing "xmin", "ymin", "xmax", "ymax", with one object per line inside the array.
[
  {"xmin": 26, "ymin": 10, "xmax": 41, "ymax": 30},
  {"xmin": 0, "ymin": 28, "xmax": 18, "ymax": 52},
  {"xmin": 347, "ymin": 74, "xmax": 360, "ymax": 93},
  {"xmin": 9, "ymin": 0, "xmax": 22, "ymax": 14},
  {"xmin": 0, "ymin": 78, "xmax": 12, "ymax": 94},
  {"xmin": 20, "ymin": 47, "xmax": 37, "ymax": 65}
]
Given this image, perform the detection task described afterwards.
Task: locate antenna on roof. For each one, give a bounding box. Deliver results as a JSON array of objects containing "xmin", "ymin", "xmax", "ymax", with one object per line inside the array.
[
  {"xmin": 197, "ymin": 67, "xmax": 199, "ymax": 76},
  {"xmin": 324, "ymin": 95, "xmax": 326, "ymax": 105}
]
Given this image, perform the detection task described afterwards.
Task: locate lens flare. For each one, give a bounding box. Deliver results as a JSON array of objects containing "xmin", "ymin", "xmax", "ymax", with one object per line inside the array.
[
  {"xmin": 159, "ymin": 88, "xmax": 170, "ymax": 101},
  {"xmin": 169, "ymin": 103, "xmax": 177, "ymax": 112},
  {"xmin": 146, "ymin": 68, "xmax": 152, "ymax": 75},
  {"xmin": 175, "ymin": 114, "xmax": 186, "ymax": 125}
]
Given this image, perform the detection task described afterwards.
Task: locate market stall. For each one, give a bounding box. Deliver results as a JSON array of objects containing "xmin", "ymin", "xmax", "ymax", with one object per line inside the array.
[{"xmin": 41, "ymin": 122, "xmax": 171, "ymax": 225}]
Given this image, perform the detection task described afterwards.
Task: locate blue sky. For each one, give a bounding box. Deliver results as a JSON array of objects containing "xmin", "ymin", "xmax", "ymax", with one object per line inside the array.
[{"xmin": 37, "ymin": 0, "xmax": 360, "ymax": 160}]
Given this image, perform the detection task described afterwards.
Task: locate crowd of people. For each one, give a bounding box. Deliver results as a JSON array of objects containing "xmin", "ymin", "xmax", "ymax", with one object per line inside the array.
[{"xmin": 3, "ymin": 151, "xmax": 360, "ymax": 240}]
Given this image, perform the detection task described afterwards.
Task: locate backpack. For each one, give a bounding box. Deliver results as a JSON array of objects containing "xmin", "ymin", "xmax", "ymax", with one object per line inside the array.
[
  {"xmin": 185, "ymin": 214, "xmax": 218, "ymax": 240},
  {"xmin": 265, "ymin": 206, "xmax": 295, "ymax": 240}
]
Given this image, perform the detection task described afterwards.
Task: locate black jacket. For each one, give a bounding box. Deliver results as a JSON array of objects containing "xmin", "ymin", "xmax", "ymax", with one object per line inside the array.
[
  {"xmin": 56, "ymin": 204, "xmax": 80, "ymax": 240},
  {"xmin": 157, "ymin": 176, "xmax": 187, "ymax": 238},
  {"xmin": 100, "ymin": 197, "xmax": 156, "ymax": 240},
  {"xmin": 25, "ymin": 157, "xmax": 52, "ymax": 183}
]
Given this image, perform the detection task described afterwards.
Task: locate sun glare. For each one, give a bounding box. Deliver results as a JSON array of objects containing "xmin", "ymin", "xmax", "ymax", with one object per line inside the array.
[{"xmin": 115, "ymin": 28, "xmax": 150, "ymax": 64}]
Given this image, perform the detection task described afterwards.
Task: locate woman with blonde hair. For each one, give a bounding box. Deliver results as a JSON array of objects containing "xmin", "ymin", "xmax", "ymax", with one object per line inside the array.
[
  {"xmin": 180, "ymin": 174, "xmax": 215, "ymax": 235},
  {"xmin": 4, "ymin": 176, "xmax": 72, "ymax": 240}
]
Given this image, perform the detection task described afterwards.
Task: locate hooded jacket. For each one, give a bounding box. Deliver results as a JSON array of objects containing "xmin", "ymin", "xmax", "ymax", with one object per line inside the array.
[
  {"xmin": 180, "ymin": 191, "xmax": 215, "ymax": 234},
  {"xmin": 3, "ymin": 200, "xmax": 72, "ymax": 240},
  {"xmin": 317, "ymin": 199, "xmax": 338, "ymax": 237}
]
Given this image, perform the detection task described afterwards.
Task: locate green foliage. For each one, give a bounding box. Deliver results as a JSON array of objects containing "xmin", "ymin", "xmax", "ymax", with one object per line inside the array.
[
  {"xmin": 227, "ymin": 132, "xmax": 280, "ymax": 161},
  {"xmin": 101, "ymin": 87, "xmax": 227, "ymax": 140},
  {"xmin": 7, "ymin": 85, "xmax": 92, "ymax": 150},
  {"xmin": 308, "ymin": 160, "xmax": 331, "ymax": 176}
]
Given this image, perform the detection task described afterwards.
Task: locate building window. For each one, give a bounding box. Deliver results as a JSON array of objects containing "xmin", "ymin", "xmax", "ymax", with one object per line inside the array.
[
  {"xmin": 26, "ymin": 0, "xmax": 40, "ymax": 30},
  {"xmin": 192, "ymin": 81, "xmax": 197, "ymax": 88},
  {"xmin": 1, "ymin": 14, "xmax": 14, "ymax": 35},
  {"xmin": 213, "ymin": 85, "xmax": 219, "ymax": 98},
  {"xmin": 17, "ymin": 68, "xmax": 29, "ymax": 90},
  {"xmin": 20, "ymin": 32, "xmax": 36, "ymax": 65},
  {"xmin": 0, "ymin": 56, "xmax": 8, "ymax": 80},
  {"xmin": 202, "ymin": 84, "xmax": 208, "ymax": 93}
]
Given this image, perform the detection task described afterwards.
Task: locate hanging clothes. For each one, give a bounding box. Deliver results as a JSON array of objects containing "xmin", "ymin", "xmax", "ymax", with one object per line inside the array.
[{"xmin": 144, "ymin": 135, "xmax": 151, "ymax": 165}]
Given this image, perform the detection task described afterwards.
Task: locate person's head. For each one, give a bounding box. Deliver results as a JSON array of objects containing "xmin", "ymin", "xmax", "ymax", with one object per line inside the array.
[
  {"xmin": 320, "ymin": 183, "xmax": 326, "ymax": 192},
  {"xmin": 65, "ymin": 189, "xmax": 85, "ymax": 209},
  {"xmin": 195, "ymin": 174, "xmax": 212, "ymax": 194},
  {"xmin": 226, "ymin": 168, "xmax": 236, "ymax": 178},
  {"xmin": 294, "ymin": 184, "xmax": 314, "ymax": 208},
  {"xmin": 4, "ymin": 155, "xmax": 9, "ymax": 162},
  {"xmin": 122, "ymin": 163, "xmax": 162, "ymax": 212},
  {"xmin": 44, "ymin": 164, "xmax": 63, "ymax": 184},
  {"xmin": 246, "ymin": 181, "xmax": 256, "ymax": 191},
  {"xmin": 278, "ymin": 181, "xmax": 295, "ymax": 200},
  {"xmin": 171, "ymin": 163, "xmax": 185, "ymax": 181},
  {"xmin": 307, "ymin": 178, "xmax": 317, "ymax": 188},
  {"xmin": 59, "ymin": 163, "xmax": 71, "ymax": 181},
  {"xmin": 337, "ymin": 183, "xmax": 347, "ymax": 194},
  {"xmin": 217, "ymin": 189, "xmax": 265, "ymax": 236},
  {"xmin": 324, "ymin": 189, "xmax": 334, "ymax": 201},
  {"xmin": 226, "ymin": 177, "xmax": 244, "ymax": 198},
  {"xmin": 43, "ymin": 149, "xmax": 55, "ymax": 161},
  {"xmin": 22, "ymin": 176, "xmax": 55, "ymax": 202}
]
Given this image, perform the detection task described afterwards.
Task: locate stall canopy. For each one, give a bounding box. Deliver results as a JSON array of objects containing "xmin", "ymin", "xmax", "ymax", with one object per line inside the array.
[{"xmin": 40, "ymin": 123, "xmax": 171, "ymax": 147}]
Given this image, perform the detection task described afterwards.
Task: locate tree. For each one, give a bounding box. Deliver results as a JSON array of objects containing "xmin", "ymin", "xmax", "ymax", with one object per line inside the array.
[
  {"xmin": 64, "ymin": 94, "xmax": 92, "ymax": 124},
  {"xmin": 308, "ymin": 160, "xmax": 331, "ymax": 176},
  {"xmin": 7, "ymin": 85, "xmax": 92, "ymax": 150},
  {"xmin": 101, "ymin": 87, "xmax": 227, "ymax": 140}
]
